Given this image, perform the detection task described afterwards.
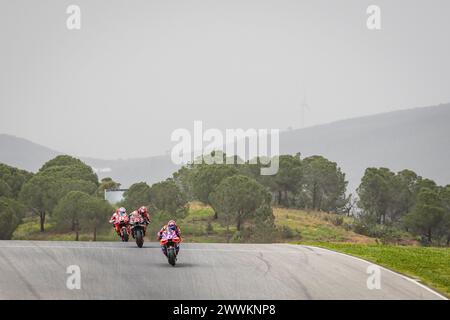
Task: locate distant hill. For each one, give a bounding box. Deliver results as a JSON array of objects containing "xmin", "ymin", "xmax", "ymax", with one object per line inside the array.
[
  {"xmin": 0, "ymin": 134, "xmax": 61, "ymax": 172},
  {"xmin": 1, "ymin": 103, "xmax": 450, "ymax": 191},
  {"xmin": 280, "ymin": 103, "xmax": 450, "ymax": 191},
  {"xmin": 80, "ymin": 155, "xmax": 179, "ymax": 188},
  {"xmin": 0, "ymin": 134, "xmax": 178, "ymax": 187}
]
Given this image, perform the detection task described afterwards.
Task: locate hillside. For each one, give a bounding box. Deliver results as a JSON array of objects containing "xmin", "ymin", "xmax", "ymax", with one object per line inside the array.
[
  {"xmin": 0, "ymin": 134, "xmax": 61, "ymax": 172},
  {"xmin": 1, "ymin": 103, "xmax": 450, "ymax": 189},
  {"xmin": 280, "ymin": 103, "xmax": 450, "ymax": 191},
  {"xmin": 0, "ymin": 134, "xmax": 179, "ymax": 187}
]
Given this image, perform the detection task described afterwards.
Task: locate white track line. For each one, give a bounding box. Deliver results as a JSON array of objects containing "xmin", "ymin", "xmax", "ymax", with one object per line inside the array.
[{"xmin": 304, "ymin": 245, "xmax": 448, "ymax": 300}]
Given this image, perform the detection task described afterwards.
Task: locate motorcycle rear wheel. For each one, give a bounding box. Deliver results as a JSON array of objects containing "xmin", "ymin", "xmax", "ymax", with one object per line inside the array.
[{"xmin": 135, "ymin": 230, "xmax": 143, "ymax": 248}]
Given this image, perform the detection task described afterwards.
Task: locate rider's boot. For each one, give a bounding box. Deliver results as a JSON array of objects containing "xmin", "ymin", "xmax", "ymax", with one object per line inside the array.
[{"xmin": 161, "ymin": 246, "xmax": 168, "ymax": 257}]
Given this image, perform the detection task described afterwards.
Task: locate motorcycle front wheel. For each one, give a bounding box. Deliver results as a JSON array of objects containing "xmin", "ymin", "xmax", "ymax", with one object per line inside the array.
[
  {"xmin": 121, "ymin": 228, "xmax": 129, "ymax": 242},
  {"xmin": 168, "ymin": 247, "xmax": 176, "ymax": 266}
]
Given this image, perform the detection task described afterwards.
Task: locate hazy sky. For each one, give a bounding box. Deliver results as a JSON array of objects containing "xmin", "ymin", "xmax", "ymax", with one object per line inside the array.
[{"xmin": 1, "ymin": 0, "xmax": 449, "ymax": 159}]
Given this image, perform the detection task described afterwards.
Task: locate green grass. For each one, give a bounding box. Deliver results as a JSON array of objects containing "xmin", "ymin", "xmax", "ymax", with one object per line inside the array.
[
  {"xmin": 167, "ymin": 204, "xmax": 375, "ymax": 244},
  {"xmin": 299, "ymin": 242, "xmax": 450, "ymax": 298},
  {"xmin": 177, "ymin": 203, "xmax": 236, "ymax": 242},
  {"xmin": 12, "ymin": 216, "xmax": 117, "ymax": 241},
  {"xmin": 273, "ymin": 207, "xmax": 374, "ymax": 243},
  {"xmin": 13, "ymin": 216, "xmax": 55, "ymax": 240}
]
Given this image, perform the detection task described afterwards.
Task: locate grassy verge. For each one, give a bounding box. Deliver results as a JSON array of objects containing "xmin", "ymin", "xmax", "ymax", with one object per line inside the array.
[
  {"xmin": 12, "ymin": 216, "xmax": 118, "ymax": 241},
  {"xmin": 298, "ymin": 242, "xmax": 450, "ymax": 298},
  {"xmin": 273, "ymin": 207, "xmax": 374, "ymax": 243},
  {"xmin": 177, "ymin": 204, "xmax": 376, "ymax": 243}
]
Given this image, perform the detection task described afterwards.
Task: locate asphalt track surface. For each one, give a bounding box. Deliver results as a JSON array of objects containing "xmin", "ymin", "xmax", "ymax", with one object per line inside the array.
[{"xmin": 0, "ymin": 241, "xmax": 445, "ymax": 300}]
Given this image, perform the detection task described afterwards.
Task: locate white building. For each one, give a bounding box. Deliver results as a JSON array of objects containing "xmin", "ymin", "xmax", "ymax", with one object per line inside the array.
[{"xmin": 104, "ymin": 189, "xmax": 127, "ymax": 204}]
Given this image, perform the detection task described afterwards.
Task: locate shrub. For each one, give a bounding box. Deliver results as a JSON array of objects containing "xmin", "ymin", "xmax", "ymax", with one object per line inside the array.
[
  {"xmin": 231, "ymin": 231, "xmax": 242, "ymax": 243},
  {"xmin": 330, "ymin": 215, "xmax": 344, "ymax": 226},
  {"xmin": 352, "ymin": 219, "xmax": 410, "ymax": 244},
  {"xmin": 206, "ymin": 221, "xmax": 214, "ymax": 234},
  {"xmin": 278, "ymin": 225, "xmax": 295, "ymax": 239}
]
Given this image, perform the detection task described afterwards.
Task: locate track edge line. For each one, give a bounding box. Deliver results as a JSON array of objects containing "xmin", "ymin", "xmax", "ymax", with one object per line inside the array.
[{"xmin": 299, "ymin": 245, "xmax": 448, "ymax": 300}]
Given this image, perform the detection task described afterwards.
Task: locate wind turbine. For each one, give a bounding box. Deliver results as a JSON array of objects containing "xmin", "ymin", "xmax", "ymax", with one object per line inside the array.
[{"xmin": 300, "ymin": 95, "xmax": 309, "ymax": 128}]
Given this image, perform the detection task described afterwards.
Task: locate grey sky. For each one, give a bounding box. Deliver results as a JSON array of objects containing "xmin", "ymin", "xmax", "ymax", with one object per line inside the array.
[{"xmin": 1, "ymin": 0, "xmax": 449, "ymax": 159}]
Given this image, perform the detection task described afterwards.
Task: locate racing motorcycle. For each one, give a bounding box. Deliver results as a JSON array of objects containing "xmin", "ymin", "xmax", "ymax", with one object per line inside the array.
[
  {"xmin": 129, "ymin": 214, "xmax": 147, "ymax": 248},
  {"xmin": 117, "ymin": 215, "xmax": 130, "ymax": 242},
  {"xmin": 160, "ymin": 229, "xmax": 181, "ymax": 266}
]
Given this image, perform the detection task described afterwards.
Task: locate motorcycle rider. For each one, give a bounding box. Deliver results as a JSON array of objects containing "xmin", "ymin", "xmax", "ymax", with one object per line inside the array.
[
  {"xmin": 137, "ymin": 206, "xmax": 151, "ymax": 225},
  {"xmin": 129, "ymin": 206, "xmax": 150, "ymax": 236},
  {"xmin": 109, "ymin": 207, "xmax": 129, "ymax": 236},
  {"xmin": 157, "ymin": 220, "xmax": 182, "ymax": 257}
]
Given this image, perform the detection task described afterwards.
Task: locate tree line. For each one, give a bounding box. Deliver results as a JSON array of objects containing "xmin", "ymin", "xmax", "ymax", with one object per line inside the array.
[
  {"xmin": 135, "ymin": 152, "xmax": 449, "ymax": 245},
  {"xmin": 0, "ymin": 156, "xmax": 112, "ymax": 240},
  {"xmin": 357, "ymin": 168, "xmax": 450, "ymax": 245},
  {"xmin": 172, "ymin": 153, "xmax": 347, "ymax": 213},
  {"xmin": 1, "ymin": 152, "xmax": 449, "ymax": 245},
  {"xmin": 119, "ymin": 152, "xmax": 347, "ymax": 242}
]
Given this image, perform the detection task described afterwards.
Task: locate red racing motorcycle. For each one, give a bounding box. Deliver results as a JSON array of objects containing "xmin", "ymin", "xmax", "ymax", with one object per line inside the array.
[{"xmin": 160, "ymin": 229, "xmax": 181, "ymax": 266}]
